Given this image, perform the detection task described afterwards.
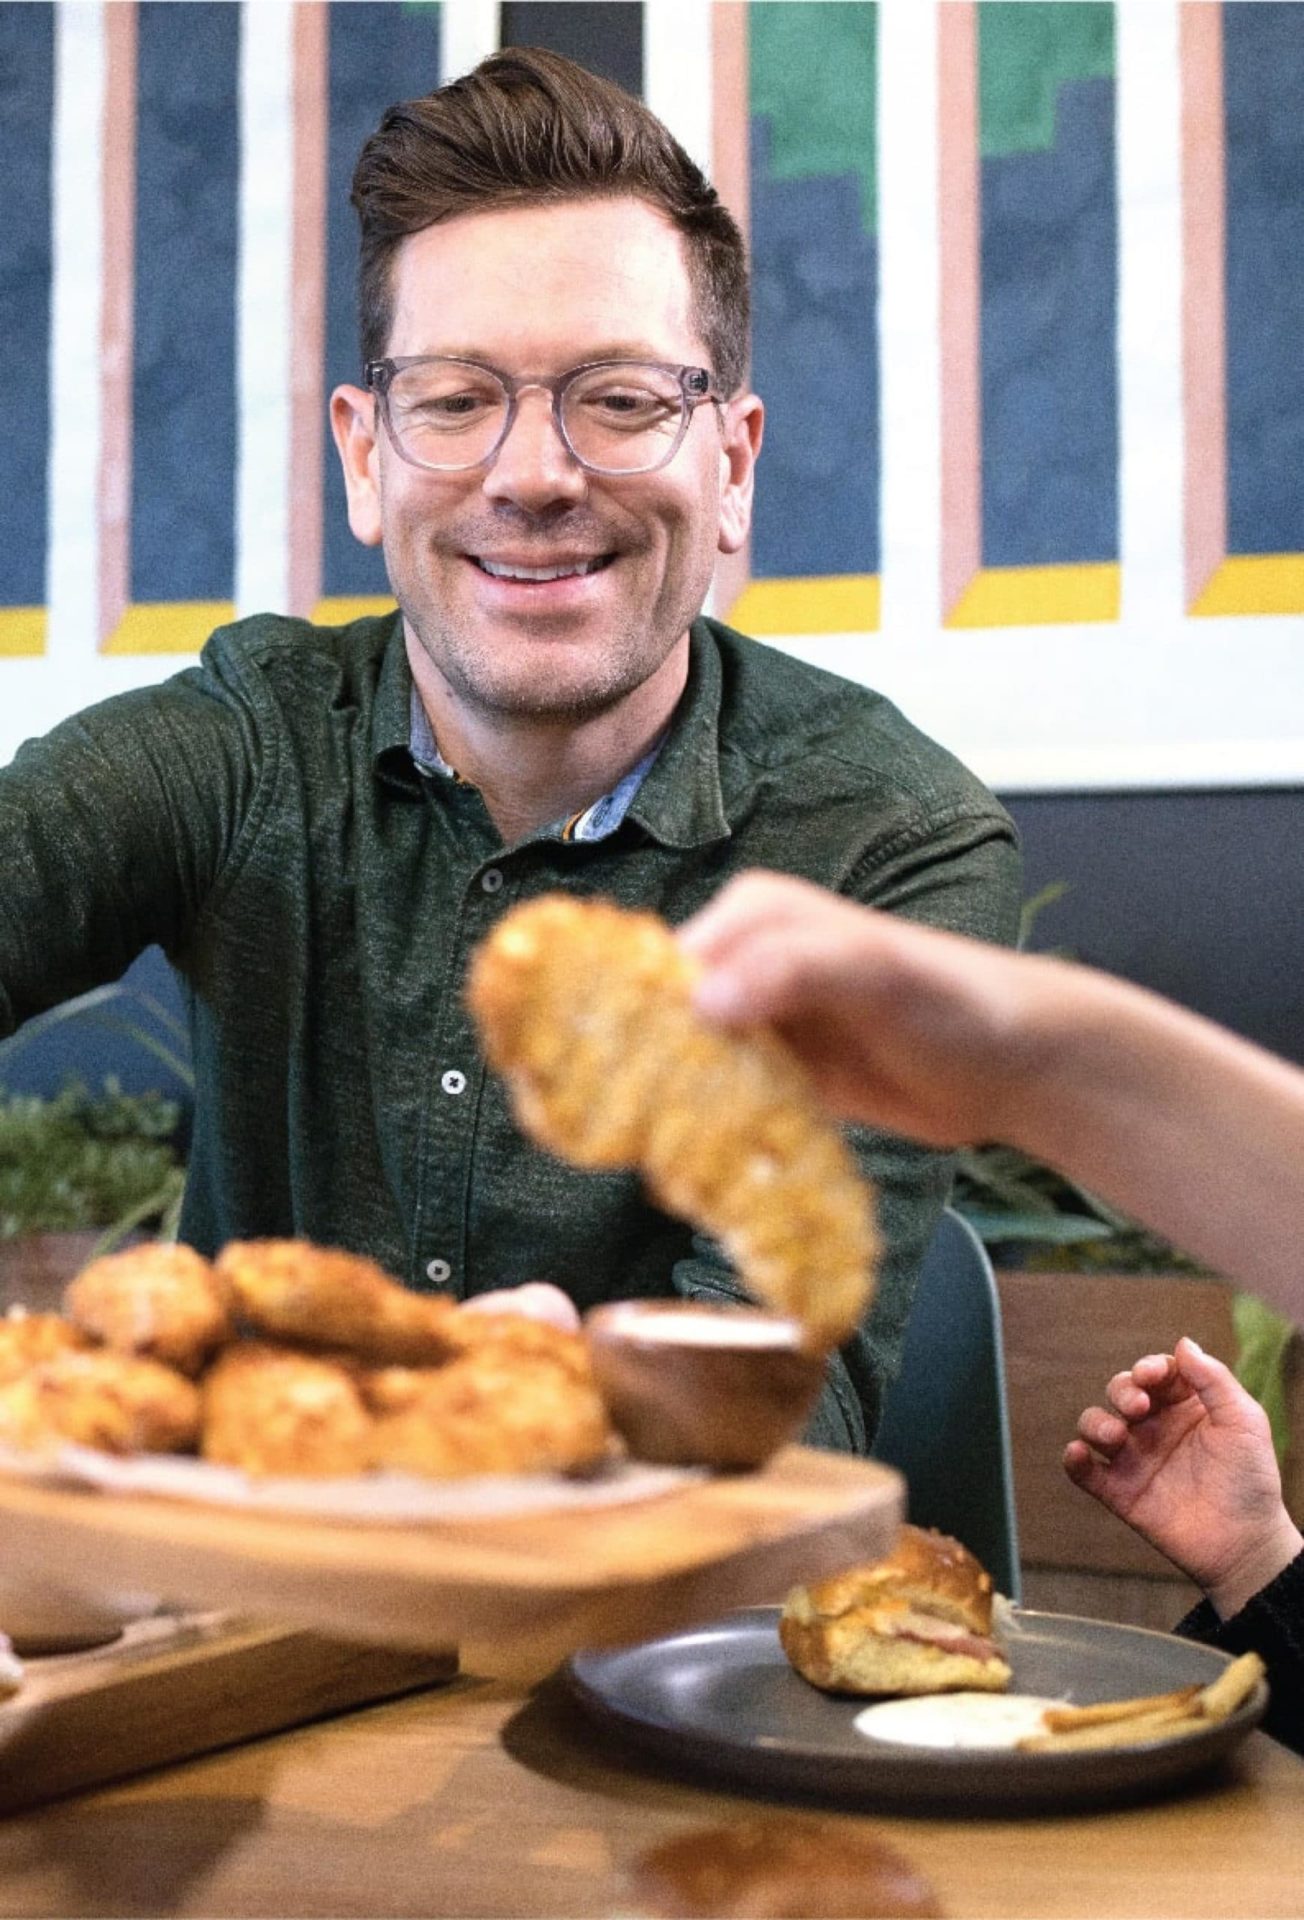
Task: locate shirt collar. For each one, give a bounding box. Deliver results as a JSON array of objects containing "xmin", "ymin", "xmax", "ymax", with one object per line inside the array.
[
  {"xmin": 623, "ymin": 621, "xmax": 730, "ymax": 849},
  {"xmin": 372, "ymin": 612, "xmax": 730, "ymax": 849}
]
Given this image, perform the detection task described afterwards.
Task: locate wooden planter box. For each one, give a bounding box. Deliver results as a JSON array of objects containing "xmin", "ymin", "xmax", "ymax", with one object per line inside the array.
[
  {"xmin": 996, "ymin": 1267, "xmax": 1304, "ymax": 1629},
  {"xmin": 0, "ymin": 1231, "xmax": 126, "ymax": 1314}
]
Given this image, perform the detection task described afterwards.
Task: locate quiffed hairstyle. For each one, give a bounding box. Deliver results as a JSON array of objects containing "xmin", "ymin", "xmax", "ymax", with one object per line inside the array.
[{"xmin": 351, "ymin": 46, "xmax": 750, "ymax": 394}]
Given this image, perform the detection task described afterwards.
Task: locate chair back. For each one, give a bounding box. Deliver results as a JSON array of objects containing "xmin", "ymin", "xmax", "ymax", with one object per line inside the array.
[{"xmin": 873, "ymin": 1206, "xmax": 1022, "ymax": 1600}]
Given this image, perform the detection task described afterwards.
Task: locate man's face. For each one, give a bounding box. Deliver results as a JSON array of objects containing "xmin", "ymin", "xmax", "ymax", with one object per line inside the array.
[{"xmin": 332, "ymin": 197, "xmax": 761, "ymax": 725}]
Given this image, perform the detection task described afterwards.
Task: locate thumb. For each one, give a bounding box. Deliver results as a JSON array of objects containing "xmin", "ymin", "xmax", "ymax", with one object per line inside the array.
[{"xmin": 1173, "ymin": 1335, "xmax": 1245, "ymax": 1423}]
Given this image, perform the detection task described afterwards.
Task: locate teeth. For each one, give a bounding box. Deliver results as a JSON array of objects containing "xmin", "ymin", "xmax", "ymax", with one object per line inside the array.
[{"xmin": 478, "ymin": 557, "xmax": 604, "ymax": 582}]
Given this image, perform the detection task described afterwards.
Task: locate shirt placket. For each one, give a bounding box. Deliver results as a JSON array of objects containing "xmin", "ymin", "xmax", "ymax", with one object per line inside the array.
[{"xmin": 412, "ymin": 849, "xmax": 516, "ymax": 1296}]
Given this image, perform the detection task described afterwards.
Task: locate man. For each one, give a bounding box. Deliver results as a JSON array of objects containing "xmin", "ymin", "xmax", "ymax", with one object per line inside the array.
[{"xmin": 0, "ymin": 49, "xmax": 1019, "ymax": 1448}]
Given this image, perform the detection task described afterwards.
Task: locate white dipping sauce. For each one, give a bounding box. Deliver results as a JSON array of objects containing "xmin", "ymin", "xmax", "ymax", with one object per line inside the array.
[{"xmin": 853, "ymin": 1692, "xmax": 1062, "ymax": 1750}]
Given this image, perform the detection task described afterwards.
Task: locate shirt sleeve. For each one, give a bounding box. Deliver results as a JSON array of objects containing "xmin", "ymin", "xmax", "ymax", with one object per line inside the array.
[
  {"xmin": 1175, "ymin": 1546, "xmax": 1304, "ymax": 1757},
  {"xmin": 0, "ymin": 659, "xmax": 261, "ymax": 1037}
]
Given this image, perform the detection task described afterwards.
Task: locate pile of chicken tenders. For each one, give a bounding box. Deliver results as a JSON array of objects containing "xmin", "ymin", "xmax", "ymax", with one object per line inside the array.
[{"xmin": 0, "ymin": 1241, "xmax": 610, "ymax": 1478}]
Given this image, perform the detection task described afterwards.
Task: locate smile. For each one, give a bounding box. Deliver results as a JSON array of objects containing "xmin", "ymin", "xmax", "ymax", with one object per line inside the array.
[{"xmin": 473, "ymin": 556, "xmax": 614, "ymax": 583}]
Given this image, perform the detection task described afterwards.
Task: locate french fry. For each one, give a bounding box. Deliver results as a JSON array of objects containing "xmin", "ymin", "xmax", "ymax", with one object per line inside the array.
[
  {"xmin": 1020, "ymin": 1649, "xmax": 1267, "ymax": 1752},
  {"xmin": 1042, "ymin": 1685, "xmax": 1200, "ymax": 1732},
  {"xmin": 1020, "ymin": 1704, "xmax": 1203, "ymax": 1753},
  {"xmin": 1195, "ymin": 1650, "xmax": 1266, "ymax": 1723}
]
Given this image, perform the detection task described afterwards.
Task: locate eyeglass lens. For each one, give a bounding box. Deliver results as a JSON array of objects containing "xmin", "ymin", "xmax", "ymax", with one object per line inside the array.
[{"xmin": 383, "ymin": 361, "xmax": 689, "ymax": 473}]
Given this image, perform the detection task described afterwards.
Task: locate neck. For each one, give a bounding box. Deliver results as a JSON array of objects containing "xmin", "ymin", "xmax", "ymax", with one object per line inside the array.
[{"xmin": 407, "ymin": 634, "xmax": 688, "ymax": 842}]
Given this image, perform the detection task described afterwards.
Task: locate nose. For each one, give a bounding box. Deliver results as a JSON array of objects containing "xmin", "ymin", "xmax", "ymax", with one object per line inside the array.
[{"xmin": 481, "ymin": 384, "xmax": 588, "ymax": 510}]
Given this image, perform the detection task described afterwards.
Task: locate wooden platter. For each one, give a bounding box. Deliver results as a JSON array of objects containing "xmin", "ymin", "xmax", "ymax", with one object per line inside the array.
[
  {"xmin": 0, "ymin": 1612, "xmax": 459, "ymax": 1815},
  {"xmin": 0, "ymin": 1447, "xmax": 902, "ymax": 1666}
]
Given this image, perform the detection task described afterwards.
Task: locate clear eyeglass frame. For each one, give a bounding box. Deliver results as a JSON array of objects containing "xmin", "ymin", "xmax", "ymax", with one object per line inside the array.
[{"xmin": 363, "ymin": 355, "xmax": 721, "ymax": 477}]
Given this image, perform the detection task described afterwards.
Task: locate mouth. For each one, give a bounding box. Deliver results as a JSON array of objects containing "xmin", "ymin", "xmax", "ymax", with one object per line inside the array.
[{"xmin": 470, "ymin": 554, "xmax": 616, "ymax": 584}]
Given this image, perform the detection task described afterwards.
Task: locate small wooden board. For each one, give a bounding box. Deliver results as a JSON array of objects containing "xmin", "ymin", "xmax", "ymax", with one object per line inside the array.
[
  {"xmin": 0, "ymin": 1612, "xmax": 458, "ymax": 1815},
  {"xmin": 0, "ymin": 1448, "xmax": 902, "ymax": 1665}
]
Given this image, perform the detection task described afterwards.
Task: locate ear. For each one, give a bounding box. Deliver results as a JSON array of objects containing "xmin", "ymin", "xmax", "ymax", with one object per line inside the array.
[
  {"xmin": 716, "ymin": 392, "xmax": 763, "ymax": 556},
  {"xmin": 329, "ymin": 384, "xmax": 384, "ymax": 548}
]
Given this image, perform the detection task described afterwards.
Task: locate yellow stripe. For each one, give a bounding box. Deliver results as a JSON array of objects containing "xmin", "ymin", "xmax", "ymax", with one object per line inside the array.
[
  {"xmin": 0, "ymin": 608, "xmax": 46, "ymax": 656},
  {"xmin": 312, "ymin": 595, "xmax": 398, "ymax": 626},
  {"xmin": 1189, "ymin": 554, "xmax": 1304, "ymax": 617},
  {"xmin": 945, "ymin": 563, "xmax": 1120, "ymax": 628},
  {"xmin": 726, "ymin": 574, "xmax": 881, "ymax": 635},
  {"xmin": 102, "ymin": 602, "xmax": 235, "ymax": 655}
]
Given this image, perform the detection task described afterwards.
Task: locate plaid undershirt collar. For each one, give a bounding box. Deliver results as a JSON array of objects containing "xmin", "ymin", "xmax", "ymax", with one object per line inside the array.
[{"xmin": 408, "ymin": 687, "xmax": 664, "ymax": 842}]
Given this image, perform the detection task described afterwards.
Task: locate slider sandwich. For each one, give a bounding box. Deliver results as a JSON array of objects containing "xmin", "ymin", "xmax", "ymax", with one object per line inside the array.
[{"xmin": 780, "ymin": 1524, "xmax": 1012, "ymax": 1696}]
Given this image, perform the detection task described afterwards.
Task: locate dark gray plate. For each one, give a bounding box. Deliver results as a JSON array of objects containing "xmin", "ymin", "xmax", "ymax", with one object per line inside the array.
[{"xmin": 566, "ymin": 1607, "xmax": 1267, "ymax": 1812}]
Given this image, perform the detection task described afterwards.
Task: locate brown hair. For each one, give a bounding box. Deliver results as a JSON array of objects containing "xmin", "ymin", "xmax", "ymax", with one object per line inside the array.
[{"xmin": 350, "ymin": 46, "xmax": 749, "ymax": 393}]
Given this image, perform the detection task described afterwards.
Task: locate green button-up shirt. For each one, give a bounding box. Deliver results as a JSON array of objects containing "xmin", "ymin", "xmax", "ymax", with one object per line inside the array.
[{"xmin": 0, "ymin": 612, "xmax": 1020, "ymax": 1447}]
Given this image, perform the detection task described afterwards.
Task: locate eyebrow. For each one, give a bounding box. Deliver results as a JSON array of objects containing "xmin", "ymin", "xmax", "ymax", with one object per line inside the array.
[{"xmin": 403, "ymin": 343, "xmax": 690, "ymax": 367}]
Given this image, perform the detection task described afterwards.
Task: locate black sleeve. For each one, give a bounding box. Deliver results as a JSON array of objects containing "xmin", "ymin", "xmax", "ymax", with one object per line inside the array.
[{"xmin": 1175, "ymin": 1547, "xmax": 1304, "ymax": 1757}]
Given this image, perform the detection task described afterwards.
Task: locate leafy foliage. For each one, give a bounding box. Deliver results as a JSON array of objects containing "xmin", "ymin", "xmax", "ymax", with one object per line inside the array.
[
  {"xmin": 950, "ymin": 1145, "xmax": 1209, "ymax": 1274},
  {"xmin": 0, "ymin": 1080, "xmax": 187, "ymax": 1246}
]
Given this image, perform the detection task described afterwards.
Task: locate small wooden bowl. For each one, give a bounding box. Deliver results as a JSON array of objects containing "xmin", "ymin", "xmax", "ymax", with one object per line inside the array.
[
  {"xmin": 585, "ymin": 1301, "xmax": 827, "ymax": 1470},
  {"xmin": 0, "ymin": 1572, "xmax": 161, "ymax": 1654}
]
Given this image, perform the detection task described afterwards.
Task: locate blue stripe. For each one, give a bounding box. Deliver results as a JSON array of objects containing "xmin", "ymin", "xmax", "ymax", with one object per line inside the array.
[
  {"xmin": 1224, "ymin": 2, "xmax": 1304, "ymax": 557},
  {"xmin": 749, "ymin": 118, "xmax": 880, "ymax": 579},
  {"xmin": 0, "ymin": 4, "xmax": 54, "ymax": 607},
  {"xmin": 499, "ymin": 5, "xmax": 643, "ymax": 97},
  {"xmin": 980, "ymin": 75, "xmax": 1119, "ymax": 569},
  {"xmin": 323, "ymin": 2, "xmax": 442, "ymax": 599},
  {"xmin": 131, "ymin": 1, "xmax": 240, "ymax": 603}
]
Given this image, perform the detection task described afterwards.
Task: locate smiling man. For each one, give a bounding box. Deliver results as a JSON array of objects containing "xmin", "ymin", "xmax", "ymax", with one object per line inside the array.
[{"xmin": 0, "ymin": 49, "xmax": 1019, "ymax": 1449}]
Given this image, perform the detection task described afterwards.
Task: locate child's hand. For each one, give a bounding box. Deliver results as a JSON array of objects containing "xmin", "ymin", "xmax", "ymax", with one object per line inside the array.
[{"xmin": 1064, "ymin": 1336, "xmax": 1303, "ymax": 1619}]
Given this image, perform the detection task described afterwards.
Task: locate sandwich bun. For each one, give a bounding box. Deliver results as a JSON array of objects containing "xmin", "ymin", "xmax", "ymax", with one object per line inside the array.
[{"xmin": 780, "ymin": 1524, "xmax": 1012, "ymax": 1697}]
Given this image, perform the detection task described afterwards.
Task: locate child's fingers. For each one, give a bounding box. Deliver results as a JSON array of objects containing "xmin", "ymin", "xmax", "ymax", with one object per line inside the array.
[
  {"xmin": 1063, "ymin": 1436, "xmax": 1111, "ymax": 1497},
  {"xmin": 1077, "ymin": 1404, "xmax": 1129, "ymax": 1457}
]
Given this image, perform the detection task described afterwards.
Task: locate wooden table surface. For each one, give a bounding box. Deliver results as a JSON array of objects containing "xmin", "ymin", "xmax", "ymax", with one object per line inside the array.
[{"xmin": 1, "ymin": 1646, "xmax": 1301, "ymax": 1919}]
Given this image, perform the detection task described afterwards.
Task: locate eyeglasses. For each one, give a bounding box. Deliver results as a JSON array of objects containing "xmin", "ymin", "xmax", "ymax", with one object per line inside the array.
[{"xmin": 364, "ymin": 356, "xmax": 721, "ymax": 477}]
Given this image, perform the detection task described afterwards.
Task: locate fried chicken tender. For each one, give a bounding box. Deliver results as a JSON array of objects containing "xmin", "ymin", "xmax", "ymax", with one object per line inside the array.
[
  {"xmin": 370, "ymin": 1331, "xmax": 611, "ymax": 1478},
  {"xmin": 201, "ymin": 1343, "xmax": 375, "ymax": 1477},
  {"xmin": 360, "ymin": 1312, "xmax": 595, "ymax": 1414},
  {"xmin": 466, "ymin": 895, "xmax": 877, "ymax": 1348},
  {"xmin": 216, "ymin": 1240, "xmax": 462, "ymax": 1366},
  {"xmin": 0, "ymin": 1311, "xmax": 88, "ymax": 1387},
  {"xmin": 0, "ymin": 1349, "xmax": 201, "ymax": 1455},
  {"xmin": 64, "ymin": 1242, "xmax": 232, "ymax": 1376}
]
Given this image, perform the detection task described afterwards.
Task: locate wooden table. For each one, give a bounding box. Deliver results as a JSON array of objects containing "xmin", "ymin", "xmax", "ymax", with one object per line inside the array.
[{"xmin": 1, "ymin": 1646, "xmax": 1301, "ymax": 1919}]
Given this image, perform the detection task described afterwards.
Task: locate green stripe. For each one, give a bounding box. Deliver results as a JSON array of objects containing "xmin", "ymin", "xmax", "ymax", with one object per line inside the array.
[
  {"xmin": 749, "ymin": 1, "xmax": 877, "ymax": 236},
  {"xmin": 980, "ymin": 2, "xmax": 1114, "ymax": 158}
]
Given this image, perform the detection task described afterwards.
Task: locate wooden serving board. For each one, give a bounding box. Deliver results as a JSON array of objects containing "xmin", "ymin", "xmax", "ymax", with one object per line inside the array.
[
  {"xmin": 0, "ymin": 1448, "xmax": 902, "ymax": 1666},
  {"xmin": 0, "ymin": 1612, "xmax": 459, "ymax": 1815}
]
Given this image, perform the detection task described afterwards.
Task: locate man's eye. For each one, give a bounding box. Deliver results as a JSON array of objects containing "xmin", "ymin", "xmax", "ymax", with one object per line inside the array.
[
  {"xmin": 583, "ymin": 388, "xmax": 674, "ymax": 425},
  {"xmin": 416, "ymin": 391, "xmax": 494, "ymax": 420}
]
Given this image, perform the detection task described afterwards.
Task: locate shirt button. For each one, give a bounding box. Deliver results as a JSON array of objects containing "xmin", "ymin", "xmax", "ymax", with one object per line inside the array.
[
  {"xmin": 425, "ymin": 1257, "xmax": 452, "ymax": 1284},
  {"xmin": 441, "ymin": 1068, "xmax": 467, "ymax": 1096},
  {"xmin": 481, "ymin": 867, "xmax": 504, "ymax": 894}
]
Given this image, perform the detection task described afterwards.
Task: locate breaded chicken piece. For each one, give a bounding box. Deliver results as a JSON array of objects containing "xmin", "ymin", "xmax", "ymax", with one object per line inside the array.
[
  {"xmin": 371, "ymin": 1335, "xmax": 611, "ymax": 1478},
  {"xmin": 215, "ymin": 1240, "xmax": 462, "ymax": 1366},
  {"xmin": 359, "ymin": 1313, "xmax": 595, "ymax": 1414},
  {"xmin": 0, "ymin": 1311, "xmax": 89, "ymax": 1387},
  {"xmin": 466, "ymin": 895, "xmax": 877, "ymax": 1349},
  {"xmin": 201, "ymin": 1342, "xmax": 375, "ymax": 1477},
  {"xmin": 0, "ymin": 1349, "xmax": 201, "ymax": 1455},
  {"xmin": 65, "ymin": 1242, "xmax": 232, "ymax": 1377}
]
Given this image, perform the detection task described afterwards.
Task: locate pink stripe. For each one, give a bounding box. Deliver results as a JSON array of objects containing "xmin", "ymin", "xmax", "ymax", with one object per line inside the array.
[
  {"xmin": 1181, "ymin": 2, "xmax": 1226, "ymax": 608},
  {"xmin": 710, "ymin": 0, "xmax": 751, "ymax": 620},
  {"xmin": 938, "ymin": 2, "xmax": 981, "ymax": 620},
  {"xmin": 289, "ymin": 3, "xmax": 328, "ymax": 618},
  {"xmin": 98, "ymin": 2, "xmax": 138, "ymax": 645}
]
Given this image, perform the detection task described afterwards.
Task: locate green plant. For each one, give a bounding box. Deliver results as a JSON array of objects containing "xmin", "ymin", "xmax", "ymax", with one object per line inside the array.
[
  {"xmin": 0, "ymin": 982, "xmax": 191, "ymax": 1250},
  {"xmin": 0, "ymin": 1081, "xmax": 187, "ymax": 1249}
]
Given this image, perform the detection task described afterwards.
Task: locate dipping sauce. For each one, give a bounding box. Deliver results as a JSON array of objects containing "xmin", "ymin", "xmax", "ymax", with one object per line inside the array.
[{"xmin": 853, "ymin": 1692, "xmax": 1063, "ymax": 1750}]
